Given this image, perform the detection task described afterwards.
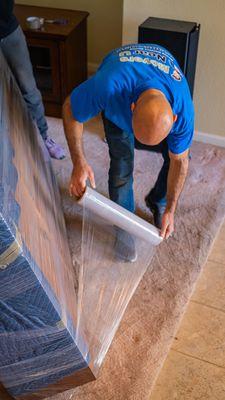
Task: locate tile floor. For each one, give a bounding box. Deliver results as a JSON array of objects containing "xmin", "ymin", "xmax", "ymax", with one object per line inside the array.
[{"xmin": 150, "ymin": 223, "xmax": 225, "ymax": 399}]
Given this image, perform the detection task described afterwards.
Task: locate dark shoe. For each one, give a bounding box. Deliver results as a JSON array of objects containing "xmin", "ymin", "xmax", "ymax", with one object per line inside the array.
[
  {"xmin": 114, "ymin": 228, "xmax": 137, "ymax": 263},
  {"xmin": 145, "ymin": 196, "xmax": 166, "ymax": 229}
]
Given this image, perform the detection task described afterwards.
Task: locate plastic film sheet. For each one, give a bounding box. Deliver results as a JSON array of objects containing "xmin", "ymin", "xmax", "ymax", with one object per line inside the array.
[
  {"xmin": 0, "ymin": 49, "xmax": 161, "ymax": 400},
  {"xmin": 0, "ymin": 50, "xmax": 93, "ymax": 400},
  {"xmin": 75, "ymin": 187, "xmax": 162, "ymax": 371}
]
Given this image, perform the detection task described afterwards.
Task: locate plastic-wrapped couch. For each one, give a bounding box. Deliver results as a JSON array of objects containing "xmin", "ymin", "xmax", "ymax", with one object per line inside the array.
[{"xmin": 0, "ymin": 50, "xmax": 95, "ymax": 399}]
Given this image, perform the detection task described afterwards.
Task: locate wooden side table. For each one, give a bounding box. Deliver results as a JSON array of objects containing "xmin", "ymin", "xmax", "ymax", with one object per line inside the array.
[{"xmin": 15, "ymin": 4, "xmax": 89, "ymax": 117}]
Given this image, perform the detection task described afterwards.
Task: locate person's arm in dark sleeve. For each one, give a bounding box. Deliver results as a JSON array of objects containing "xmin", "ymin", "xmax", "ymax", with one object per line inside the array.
[{"xmin": 1, "ymin": 0, "xmax": 15, "ymax": 22}]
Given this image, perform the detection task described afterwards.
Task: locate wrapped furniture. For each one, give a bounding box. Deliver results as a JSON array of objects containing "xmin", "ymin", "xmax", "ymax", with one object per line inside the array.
[
  {"xmin": 0, "ymin": 50, "xmax": 161, "ymax": 399},
  {"xmin": 0, "ymin": 50, "xmax": 94, "ymax": 399}
]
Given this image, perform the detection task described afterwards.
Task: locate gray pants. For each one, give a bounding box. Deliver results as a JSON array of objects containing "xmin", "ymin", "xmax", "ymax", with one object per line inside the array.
[{"xmin": 0, "ymin": 25, "xmax": 48, "ymax": 139}]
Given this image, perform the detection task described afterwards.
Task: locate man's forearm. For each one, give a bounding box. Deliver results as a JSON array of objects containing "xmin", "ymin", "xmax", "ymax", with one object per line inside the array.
[
  {"xmin": 166, "ymin": 154, "xmax": 189, "ymax": 213},
  {"xmin": 62, "ymin": 96, "xmax": 85, "ymax": 166}
]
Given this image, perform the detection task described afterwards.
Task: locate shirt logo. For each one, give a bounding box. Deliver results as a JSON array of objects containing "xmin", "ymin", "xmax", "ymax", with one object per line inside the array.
[
  {"xmin": 169, "ymin": 60, "xmax": 182, "ymax": 81},
  {"xmin": 119, "ymin": 51, "xmax": 170, "ymax": 74},
  {"xmin": 117, "ymin": 45, "xmax": 183, "ymax": 82}
]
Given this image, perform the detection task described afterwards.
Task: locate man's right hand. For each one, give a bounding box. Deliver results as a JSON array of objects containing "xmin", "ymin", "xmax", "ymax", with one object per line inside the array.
[{"xmin": 69, "ymin": 160, "xmax": 96, "ymax": 198}]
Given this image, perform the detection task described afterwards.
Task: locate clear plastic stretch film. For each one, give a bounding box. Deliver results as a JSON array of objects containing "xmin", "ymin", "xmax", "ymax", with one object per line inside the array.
[
  {"xmin": 0, "ymin": 50, "xmax": 92, "ymax": 399},
  {"xmin": 75, "ymin": 187, "xmax": 162, "ymax": 371},
  {"xmin": 0, "ymin": 48, "xmax": 162, "ymax": 400}
]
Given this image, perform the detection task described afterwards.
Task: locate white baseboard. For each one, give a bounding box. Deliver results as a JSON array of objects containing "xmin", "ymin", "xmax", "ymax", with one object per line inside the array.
[
  {"xmin": 194, "ymin": 131, "xmax": 225, "ymax": 148},
  {"xmin": 88, "ymin": 62, "xmax": 99, "ymax": 76}
]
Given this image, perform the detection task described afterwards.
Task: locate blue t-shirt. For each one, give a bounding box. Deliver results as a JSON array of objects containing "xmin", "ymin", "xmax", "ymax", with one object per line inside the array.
[{"xmin": 70, "ymin": 44, "xmax": 194, "ymax": 154}]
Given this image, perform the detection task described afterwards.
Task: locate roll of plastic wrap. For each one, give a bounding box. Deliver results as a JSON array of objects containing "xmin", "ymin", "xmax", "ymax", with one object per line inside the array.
[
  {"xmin": 78, "ymin": 187, "xmax": 162, "ymax": 246},
  {"xmin": 76, "ymin": 186, "xmax": 161, "ymax": 370}
]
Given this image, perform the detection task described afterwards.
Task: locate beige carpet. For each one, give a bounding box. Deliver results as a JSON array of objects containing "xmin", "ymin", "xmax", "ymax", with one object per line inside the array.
[{"xmin": 49, "ymin": 116, "xmax": 225, "ymax": 400}]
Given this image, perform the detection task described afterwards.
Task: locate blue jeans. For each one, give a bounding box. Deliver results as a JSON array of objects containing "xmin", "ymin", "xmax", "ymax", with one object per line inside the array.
[
  {"xmin": 0, "ymin": 26, "xmax": 48, "ymax": 139},
  {"xmin": 102, "ymin": 114, "xmax": 169, "ymax": 213}
]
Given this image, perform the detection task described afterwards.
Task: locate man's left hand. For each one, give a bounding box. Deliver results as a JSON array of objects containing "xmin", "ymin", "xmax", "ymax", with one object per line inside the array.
[{"xmin": 160, "ymin": 210, "xmax": 174, "ymax": 239}]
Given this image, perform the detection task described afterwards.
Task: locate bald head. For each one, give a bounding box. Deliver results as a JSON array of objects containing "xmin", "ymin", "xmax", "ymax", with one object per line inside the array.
[{"xmin": 132, "ymin": 89, "xmax": 174, "ymax": 146}]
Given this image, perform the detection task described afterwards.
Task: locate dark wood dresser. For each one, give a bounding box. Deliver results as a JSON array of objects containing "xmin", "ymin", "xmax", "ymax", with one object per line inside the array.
[{"xmin": 15, "ymin": 4, "xmax": 89, "ymax": 117}]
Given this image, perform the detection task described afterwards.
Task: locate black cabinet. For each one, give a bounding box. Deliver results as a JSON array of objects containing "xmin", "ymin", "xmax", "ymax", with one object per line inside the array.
[{"xmin": 138, "ymin": 17, "xmax": 200, "ymax": 97}]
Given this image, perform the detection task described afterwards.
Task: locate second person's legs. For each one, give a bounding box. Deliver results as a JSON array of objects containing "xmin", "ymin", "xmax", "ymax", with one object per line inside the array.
[
  {"xmin": 1, "ymin": 26, "xmax": 65, "ymax": 159},
  {"xmin": 1, "ymin": 26, "xmax": 48, "ymax": 139}
]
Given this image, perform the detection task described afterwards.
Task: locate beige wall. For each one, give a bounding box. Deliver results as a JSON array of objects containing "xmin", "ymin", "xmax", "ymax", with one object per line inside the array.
[
  {"xmin": 123, "ymin": 0, "xmax": 225, "ymax": 137},
  {"xmin": 16, "ymin": 0, "xmax": 123, "ymax": 67}
]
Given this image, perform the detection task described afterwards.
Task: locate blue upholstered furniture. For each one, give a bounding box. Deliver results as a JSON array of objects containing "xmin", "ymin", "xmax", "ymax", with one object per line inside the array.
[{"xmin": 0, "ymin": 50, "xmax": 93, "ymax": 400}]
